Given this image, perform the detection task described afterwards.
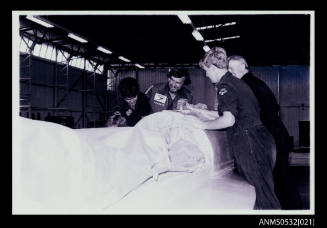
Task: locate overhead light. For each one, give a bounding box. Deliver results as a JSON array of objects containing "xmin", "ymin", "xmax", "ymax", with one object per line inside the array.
[
  {"xmin": 67, "ymin": 33, "xmax": 88, "ymax": 43},
  {"xmin": 25, "ymin": 16, "xmax": 54, "ymax": 28},
  {"xmin": 197, "ymin": 25, "xmax": 220, "ymax": 30},
  {"xmin": 203, "ymin": 45, "xmax": 211, "ymax": 52},
  {"xmin": 204, "ymin": 39, "xmax": 214, "ymax": 43},
  {"xmin": 177, "ymin": 13, "xmax": 192, "ymax": 24},
  {"xmin": 224, "ymin": 22, "xmax": 237, "ymax": 26},
  {"xmin": 225, "ymin": 21, "xmax": 236, "ymax": 26},
  {"xmin": 205, "ymin": 35, "xmax": 240, "ymax": 43},
  {"xmin": 118, "ymin": 56, "xmax": 131, "ymax": 62},
  {"xmin": 192, "ymin": 30, "xmax": 204, "ymax": 41},
  {"xmin": 222, "ymin": 35, "xmax": 240, "ymax": 40},
  {"xmin": 97, "ymin": 46, "xmax": 112, "ymax": 54},
  {"xmin": 135, "ymin": 63, "xmax": 145, "ymax": 69},
  {"xmin": 196, "ymin": 22, "xmax": 237, "ymax": 31}
]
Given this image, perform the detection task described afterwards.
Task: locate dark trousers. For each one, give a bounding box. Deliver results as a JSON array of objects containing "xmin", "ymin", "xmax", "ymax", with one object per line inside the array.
[
  {"xmin": 273, "ymin": 135, "xmax": 302, "ymax": 209},
  {"xmin": 231, "ymin": 126, "xmax": 281, "ymax": 209},
  {"xmin": 261, "ymin": 117, "xmax": 303, "ymax": 209}
]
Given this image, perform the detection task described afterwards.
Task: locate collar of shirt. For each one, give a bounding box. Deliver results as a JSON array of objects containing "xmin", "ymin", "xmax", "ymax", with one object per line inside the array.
[
  {"xmin": 218, "ymin": 71, "xmax": 233, "ymax": 85},
  {"xmin": 159, "ymin": 83, "xmax": 186, "ymax": 110},
  {"xmin": 241, "ymin": 72, "xmax": 253, "ymax": 80}
]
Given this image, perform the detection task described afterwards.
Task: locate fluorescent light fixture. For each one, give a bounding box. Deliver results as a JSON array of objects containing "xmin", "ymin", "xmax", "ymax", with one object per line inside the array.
[
  {"xmin": 197, "ymin": 22, "xmax": 237, "ymax": 31},
  {"xmin": 118, "ymin": 56, "xmax": 131, "ymax": 62},
  {"xmin": 97, "ymin": 46, "xmax": 112, "ymax": 54},
  {"xmin": 204, "ymin": 39, "xmax": 214, "ymax": 43},
  {"xmin": 192, "ymin": 30, "xmax": 204, "ymax": 41},
  {"xmin": 224, "ymin": 22, "xmax": 237, "ymax": 26},
  {"xmin": 67, "ymin": 33, "xmax": 88, "ymax": 43},
  {"xmin": 197, "ymin": 25, "xmax": 219, "ymax": 30},
  {"xmin": 203, "ymin": 45, "xmax": 211, "ymax": 52},
  {"xmin": 177, "ymin": 13, "xmax": 192, "ymax": 24},
  {"xmin": 135, "ymin": 63, "xmax": 145, "ymax": 69},
  {"xmin": 26, "ymin": 16, "xmax": 54, "ymax": 28},
  {"xmin": 224, "ymin": 35, "xmax": 240, "ymax": 40},
  {"xmin": 205, "ymin": 35, "xmax": 240, "ymax": 43}
]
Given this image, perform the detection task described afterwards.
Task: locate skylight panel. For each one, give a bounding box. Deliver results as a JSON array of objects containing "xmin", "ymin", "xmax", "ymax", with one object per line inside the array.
[
  {"xmin": 19, "ymin": 37, "xmax": 28, "ymax": 53},
  {"xmin": 39, "ymin": 43, "xmax": 48, "ymax": 58},
  {"xmin": 57, "ymin": 50, "xmax": 63, "ymax": 63},
  {"xmin": 32, "ymin": 43, "xmax": 41, "ymax": 56},
  {"xmin": 95, "ymin": 65, "xmax": 104, "ymax": 74},
  {"xmin": 45, "ymin": 45, "xmax": 53, "ymax": 60}
]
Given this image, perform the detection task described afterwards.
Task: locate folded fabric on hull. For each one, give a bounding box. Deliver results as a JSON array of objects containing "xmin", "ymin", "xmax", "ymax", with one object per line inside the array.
[{"xmin": 13, "ymin": 111, "xmax": 254, "ymax": 214}]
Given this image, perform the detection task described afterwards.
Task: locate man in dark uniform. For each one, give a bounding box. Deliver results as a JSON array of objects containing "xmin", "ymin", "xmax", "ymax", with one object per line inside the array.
[
  {"xmin": 227, "ymin": 55, "xmax": 302, "ymax": 209},
  {"xmin": 145, "ymin": 68, "xmax": 193, "ymax": 112},
  {"xmin": 108, "ymin": 77, "xmax": 151, "ymax": 127},
  {"xmin": 190, "ymin": 47, "xmax": 281, "ymax": 209}
]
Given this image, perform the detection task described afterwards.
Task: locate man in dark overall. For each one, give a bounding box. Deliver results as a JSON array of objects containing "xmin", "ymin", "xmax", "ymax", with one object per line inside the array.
[
  {"xmin": 189, "ymin": 47, "xmax": 281, "ymax": 209},
  {"xmin": 144, "ymin": 68, "xmax": 193, "ymax": 113},
  {"xmin": 227, "ymin": 55, "xmax": 302, "ymax": 209}
]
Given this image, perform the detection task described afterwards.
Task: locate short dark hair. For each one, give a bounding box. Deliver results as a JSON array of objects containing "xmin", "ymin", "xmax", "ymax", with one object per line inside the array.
[
  {"xmin": 118, "ymin": 77, "xmax": 139, "ymax": 98},
  {"xmin": 167, "ymin": 68, "xmax": 191, "ymax": 85}
]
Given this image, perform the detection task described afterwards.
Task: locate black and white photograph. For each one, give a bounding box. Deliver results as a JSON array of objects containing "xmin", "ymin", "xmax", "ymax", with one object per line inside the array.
[{"xmin": 12, "ymin": 11, "xmax": 314, "ymax": 217}]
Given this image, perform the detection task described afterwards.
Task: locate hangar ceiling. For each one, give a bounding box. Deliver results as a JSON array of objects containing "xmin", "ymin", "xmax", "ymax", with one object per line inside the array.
[{"xmin": 19, "ymin": 13, "xmax": 311, "ymax": 69}]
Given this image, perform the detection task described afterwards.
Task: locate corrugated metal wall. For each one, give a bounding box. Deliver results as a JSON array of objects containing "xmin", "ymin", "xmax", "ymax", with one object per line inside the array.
[
  {"xmin": 19, "ymin": 55, "xmax": 107, "ymax": 128},
  {"xmin": 137, "ymin": 68, "xmax": 168, "ymax": 92},
  {"xmin": 118, "ymin": 65, "xmax": 310, "ymax": 147},
  {"xmin": 279, "ymin": 65, "xmax": 310, "ymax": 146},
  {"xmin": 117, "ymin": 70, "xmax": 136, "ymax": 81},
  {"xmin": 251, "ymin": 66, "xmax": 279, "ymax": 100},
  {"xmin": 250, "ymin": 65, "xmax": 310, "ymax": 146}
]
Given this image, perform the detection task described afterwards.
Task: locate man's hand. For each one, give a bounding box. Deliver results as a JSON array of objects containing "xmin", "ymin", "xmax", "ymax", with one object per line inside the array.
[
  {"xmin": 126, "ymin": 109, "xmax": 133, "ymax": 116},
  {"xmin": 185, "ymin": 102, "xmax": 208, "ymax": 111},
  {"xmin": 117, "ymin": 116, "xmax": 127, "ymax": 126},
  {"xmin": 108, "ymin": 111, "xmax": 127, "ymax": 127},
  {"xmin": 193, "ymin": 103, "xmax": 208, "ymax": 110}
]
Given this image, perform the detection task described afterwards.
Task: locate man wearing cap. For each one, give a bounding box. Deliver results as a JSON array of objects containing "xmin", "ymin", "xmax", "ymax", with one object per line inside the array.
[{"xmin": 145, "ymin": 68, "xmax": 194, "ymax": 113}]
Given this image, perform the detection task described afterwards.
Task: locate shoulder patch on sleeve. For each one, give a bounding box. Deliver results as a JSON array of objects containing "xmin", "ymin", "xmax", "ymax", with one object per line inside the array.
[{"xmin": 218, "ymin": 87, "xmax": 228, "ymax": 96}]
